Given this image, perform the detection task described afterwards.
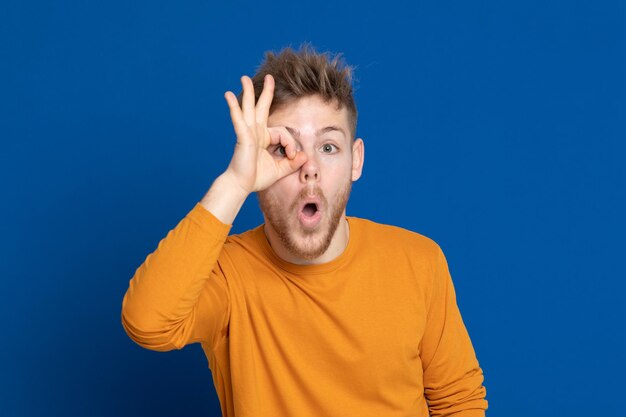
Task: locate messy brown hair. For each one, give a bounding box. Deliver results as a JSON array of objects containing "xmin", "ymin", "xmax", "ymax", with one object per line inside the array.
[{"xmin": 246, "ymin": 45, "xmax": 357, "ymax": 139}]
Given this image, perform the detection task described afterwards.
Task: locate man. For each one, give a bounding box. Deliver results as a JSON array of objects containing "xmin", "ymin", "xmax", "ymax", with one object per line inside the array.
[{"xmin": 121, "ymin": 46, "xmax": 488, "ymax": 417}]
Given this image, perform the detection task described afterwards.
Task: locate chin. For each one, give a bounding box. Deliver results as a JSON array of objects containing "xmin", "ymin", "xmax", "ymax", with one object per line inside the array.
[
  {"xmin": 258, "ymin": 180, "xmax": 352, "ymax": 262},
  {"xmin": 284, "ymin": 224, "xmax": 336, "ymax": 260}
]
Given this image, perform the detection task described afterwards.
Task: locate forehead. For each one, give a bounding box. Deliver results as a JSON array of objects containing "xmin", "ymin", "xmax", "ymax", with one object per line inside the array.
[{"xmin": 268, "ymin": 95, "xmax": 350, "ymax": 135}]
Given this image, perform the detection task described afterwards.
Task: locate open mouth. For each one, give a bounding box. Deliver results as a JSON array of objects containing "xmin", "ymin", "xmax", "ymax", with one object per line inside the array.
[
  {"xmin": 302, "ymin": 203, "xmax": 318, "ymax": 217},
  {"xmin": 295, "ymin": 191, "xmax": 324, "ymax": 229},
  {"xmin": 297, "ymin": 199, "xmax": 323, "ymax": 229}
]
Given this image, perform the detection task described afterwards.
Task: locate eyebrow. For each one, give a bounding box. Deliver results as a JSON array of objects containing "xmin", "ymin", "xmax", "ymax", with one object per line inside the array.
[{"xmin": 284, "ymin": 126, "xmax": 346, "ymax": 140}]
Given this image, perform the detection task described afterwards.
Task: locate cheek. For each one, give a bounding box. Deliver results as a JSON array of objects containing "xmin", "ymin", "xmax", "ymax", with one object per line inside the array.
[
  {"xmin": 322, "ymin": 158, "xmax": 353, "ymax": 181},
  {"xmin": 264, "ymin": 178, "xmax": 296, "ymax": 201}
]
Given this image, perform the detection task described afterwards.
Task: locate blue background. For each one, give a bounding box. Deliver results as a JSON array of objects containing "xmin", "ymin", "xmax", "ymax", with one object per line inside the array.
[{"xmin": 2, "ymin": 0, "xmax": 624, "ymax": 416}]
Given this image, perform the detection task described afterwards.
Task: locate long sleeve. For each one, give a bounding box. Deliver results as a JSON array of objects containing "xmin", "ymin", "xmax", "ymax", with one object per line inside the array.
[
  {"xmin": 420, "ymin": 246, "xmax": 488, "ymax": 416},
  {"xmin": 121, "ymin": 203, "xmax": 232, "ymax": 352}
]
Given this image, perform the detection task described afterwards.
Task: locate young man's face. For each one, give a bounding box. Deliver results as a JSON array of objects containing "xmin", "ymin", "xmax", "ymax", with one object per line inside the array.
[{"xmin": 258, "ymin": 94, "xmax": 364, "ymax": 262}]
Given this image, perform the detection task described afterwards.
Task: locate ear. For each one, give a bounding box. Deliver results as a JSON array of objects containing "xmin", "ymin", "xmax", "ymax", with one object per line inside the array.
[{"xmin": 351, "ymin": 138, "xmax": 365, "ymax": 181}]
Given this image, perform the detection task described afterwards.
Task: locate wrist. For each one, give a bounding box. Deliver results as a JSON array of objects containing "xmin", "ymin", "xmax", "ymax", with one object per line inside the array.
[
  {"xmin": 219, "ymin": 170, "xmax": 253, "ymax": 199},
  {"xmin": 199, "ymin": 172, "xmax": 250, "ymax": 225}
]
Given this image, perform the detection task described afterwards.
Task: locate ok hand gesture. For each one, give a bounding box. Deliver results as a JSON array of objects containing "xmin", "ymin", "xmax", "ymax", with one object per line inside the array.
[{"xmin": 223, "ymin": 74, "xmax": 307, "ymax": 194}]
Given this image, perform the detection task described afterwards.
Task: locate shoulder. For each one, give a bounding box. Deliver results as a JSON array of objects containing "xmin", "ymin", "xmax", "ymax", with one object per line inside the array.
[
  {"xmin": 348, "ymin": 216, "xmax": 444, "ymax": 261},
  {"xmin": 223, "ymin": 225, "xmax": 264, "ymax": 252},
  {"xmin": 219, "ymin": 225, "xmax": 273, "ymax": 267}
]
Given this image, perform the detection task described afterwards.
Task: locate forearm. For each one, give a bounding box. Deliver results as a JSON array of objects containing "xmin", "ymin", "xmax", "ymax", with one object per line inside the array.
[
  {"xmin": 121, "ymin": 203, "xmax": 231, "ymax": 350},
  {"xmin": 200, "ymin": 171, "xmax": 251, "ymax": 225}
]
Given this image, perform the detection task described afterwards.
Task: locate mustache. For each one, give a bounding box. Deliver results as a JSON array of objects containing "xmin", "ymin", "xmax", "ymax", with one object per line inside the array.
[{"xmin": 290, "ymin": 187, "xmax": 327, "ymax": 210}]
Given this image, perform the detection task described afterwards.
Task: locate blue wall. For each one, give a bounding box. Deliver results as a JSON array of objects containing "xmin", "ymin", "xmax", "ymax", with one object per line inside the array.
[{"xmin": 2, "ymin": 1, "xmax": 624, "ymax": 415}]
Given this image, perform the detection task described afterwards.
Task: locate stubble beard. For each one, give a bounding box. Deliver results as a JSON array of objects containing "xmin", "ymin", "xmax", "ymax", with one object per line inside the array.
[{"xmin": 258, "ymin": 179, "xmax": 352, "ymax": 261}]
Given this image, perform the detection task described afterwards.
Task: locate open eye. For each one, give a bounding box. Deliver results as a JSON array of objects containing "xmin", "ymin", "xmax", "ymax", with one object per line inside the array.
[
  {"xmin": 273, "ymin": 145, "xmax": 287, "ymax": 157},
  {"xmin": 320, "ymin": 143, "xmax": 338, "ymax": 154}
]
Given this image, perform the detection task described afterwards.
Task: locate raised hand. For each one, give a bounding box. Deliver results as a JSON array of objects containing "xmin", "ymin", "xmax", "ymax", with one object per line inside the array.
[
  {"xmin": 222, "ymin": 74, "xmax": 307, "ymax": 194},
  {"xmin": 199, "ymin": 74, "xmax": 307, "ymax": 224}
]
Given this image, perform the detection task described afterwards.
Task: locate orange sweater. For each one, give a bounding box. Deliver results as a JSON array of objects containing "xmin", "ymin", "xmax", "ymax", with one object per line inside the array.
[{"xmin": 121, "ymin": 203, "xmax": 487, "ymax": 416}]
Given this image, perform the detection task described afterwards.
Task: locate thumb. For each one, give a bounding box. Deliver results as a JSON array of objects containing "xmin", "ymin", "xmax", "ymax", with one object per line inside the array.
[{"xmin": 275, "ymin": 151, "xmax": 307, "ymax": 180}]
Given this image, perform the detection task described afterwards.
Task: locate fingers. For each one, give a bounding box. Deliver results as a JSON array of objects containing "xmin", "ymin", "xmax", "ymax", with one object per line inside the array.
[
  {"xmin": 241, "ymin": 76, "xmax": 255, "ymax": 126},
  {"xmin": 255, "ymin": 74, "xmax": 274, "ymax": 124},
  {"xmin": 249, "ymin": 75, "xmax": 274, "ymax": 149},
  {"xmin": 276, "ymin": 151, "xmax": 308, "ymax": 180},
  {"xmin": 224, "ymin": 91, "xmax": 249, "ymax": 142},
  {"xmin": 267, "ymin": 126, "xmax": 306, "ymax": 180},
  {"xmin": 268, "ymin": 127, "xmax": 298, "ymax": 159},
  {"xmin": 226, "ymin": 75, "xmax": 275, "ymax": 146}
]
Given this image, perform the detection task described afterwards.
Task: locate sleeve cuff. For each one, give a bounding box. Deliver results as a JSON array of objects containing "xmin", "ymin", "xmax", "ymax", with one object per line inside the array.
[{"xmin": 187, "ymin": 203, "xmax": 232, "ymax": 241}]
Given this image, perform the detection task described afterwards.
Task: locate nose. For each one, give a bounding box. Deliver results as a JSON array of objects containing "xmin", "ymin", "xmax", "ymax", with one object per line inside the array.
[{"xmin": 299, "ymin": 152, "xmax": 320, "ymax": 184}]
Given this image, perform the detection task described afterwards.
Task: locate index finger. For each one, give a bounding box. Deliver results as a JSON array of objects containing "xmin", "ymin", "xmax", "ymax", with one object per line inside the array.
[{"xmin": 268, "ymin": 126, "xmax": 298, "ymax": 159}]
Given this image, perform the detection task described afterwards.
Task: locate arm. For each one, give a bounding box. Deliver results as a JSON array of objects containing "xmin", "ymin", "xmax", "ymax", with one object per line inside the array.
[
  {"xmin": 121, "ymin": 203, "xmax": 232, "ymax": 351},
  {"xmin": 420, "ymin": 246, "xmax": 488, "ymax": 416},
  {"xmin": 121, "ymin": 75, "xmax": 307, "ymax": 351},
  {"xmin": 201, "ymin": 74, "xmax": 307, "ymax": 225}
]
